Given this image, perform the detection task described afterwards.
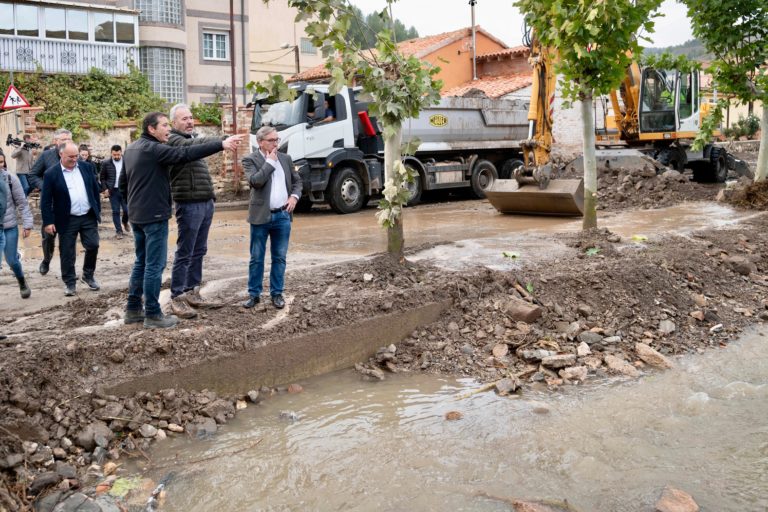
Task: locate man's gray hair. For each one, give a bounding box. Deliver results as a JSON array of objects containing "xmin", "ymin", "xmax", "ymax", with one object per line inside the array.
[
  {"xmin": 53, "ymin": 128, "xmax": 72, "ymax": 138},
  {"xmin": 170, "ymin": 103, "xmax": 191, "ymax": 121},
  {"xmin": 256, "ymin": 126, "xmax": 277, "ymax": 142},
  {"xmin": 57, "ymin": 141, "xmax": 77, "ymax": 155}
]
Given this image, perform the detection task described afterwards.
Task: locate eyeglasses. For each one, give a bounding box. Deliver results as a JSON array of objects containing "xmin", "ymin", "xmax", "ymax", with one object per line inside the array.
[{"xmin": 263, "ymin": 137, "xmax": 280, "ymax": 143}]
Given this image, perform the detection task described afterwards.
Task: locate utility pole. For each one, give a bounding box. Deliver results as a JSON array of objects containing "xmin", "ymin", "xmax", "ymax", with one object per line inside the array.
[
  {"xmin": 229, "ymin": 0, "xmax": 240, "ymax": 183},
  {"xmin": 470, "ymin": 0, "xmax": 477, "ymax": 81}
]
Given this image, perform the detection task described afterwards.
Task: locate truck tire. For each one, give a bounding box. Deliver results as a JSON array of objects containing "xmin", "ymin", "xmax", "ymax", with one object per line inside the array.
[
  {"xmin": 404, "ymin": 164, "xmax": 423, "ymax": 206},
  {"xmin": 710, "ymin": 147, "xmax": 728, "ymax": 183},
  {"xmin": 328, "ymin": 167, "xmax": 365, "ymax": 214},
  {"xmin": 500, "ymin": 158, "xmax": 524, "ymax": 179},
  {"xmin": 470, "ymin": 159, "xmax": 498, "ymax": 198},
  {"xmin": 657, "ymin": 146, "xmax": 685, "ymax": 172}
]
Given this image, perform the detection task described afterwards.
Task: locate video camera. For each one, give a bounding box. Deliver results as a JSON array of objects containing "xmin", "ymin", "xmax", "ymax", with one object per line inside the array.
[{"xmin": 5, "ymin": 134, "xmax": 41, "ymax": 150}]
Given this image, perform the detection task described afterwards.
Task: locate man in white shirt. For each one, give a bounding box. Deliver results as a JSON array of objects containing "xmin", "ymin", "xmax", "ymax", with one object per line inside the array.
[
  {"xmin": 100, "ymin": 144, "xmax": 129, "ymax": 239},
  {"xmin": 40, "ymin": 142, "xmax": 102, "ymax": 296},
  {"xmin": 240, "ymin": 126, "xmax": 302, "ymax": 309}
]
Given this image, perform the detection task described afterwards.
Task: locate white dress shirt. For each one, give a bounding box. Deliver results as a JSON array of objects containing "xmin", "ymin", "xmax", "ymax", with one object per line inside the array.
[
  {"xmin": 113, "ymin": 159, "xmax": 123, "ymax": 188},
  {"xmin": 62, "ymin": 165, "xmax": 91, "ymax": 216},
  {"xmin": 260, "ymin": 150, "xmax": 289, "ymax": 210}
]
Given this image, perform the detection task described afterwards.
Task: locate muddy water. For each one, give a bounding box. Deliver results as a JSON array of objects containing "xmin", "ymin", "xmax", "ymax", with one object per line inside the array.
[{"xmin": 131, "ymin": 328, "xmax": 768, "ymax": 511}]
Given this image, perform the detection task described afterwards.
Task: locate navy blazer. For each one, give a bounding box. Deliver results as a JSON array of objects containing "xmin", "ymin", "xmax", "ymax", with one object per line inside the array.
[{"xmin": 40, "ymin": 163, "xmax": 102, "ymax": 232}]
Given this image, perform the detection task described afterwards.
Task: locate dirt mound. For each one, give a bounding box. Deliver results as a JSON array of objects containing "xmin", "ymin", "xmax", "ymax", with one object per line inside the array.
[{"xmin": 726, "ymin": 179, "xmax": 768, "ymax": 209}]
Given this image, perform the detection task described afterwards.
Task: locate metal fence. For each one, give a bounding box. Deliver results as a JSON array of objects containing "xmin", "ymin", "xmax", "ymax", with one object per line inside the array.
[{"xmin": 0, "ymin": 37, "xmax": 138, "ymax": 76}]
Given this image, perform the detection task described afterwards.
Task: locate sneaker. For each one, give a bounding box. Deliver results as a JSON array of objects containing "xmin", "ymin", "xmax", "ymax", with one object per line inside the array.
[
  {"xmin": 80, "ymin": 276, "xmax": 100, "ymax": 291},
  {"xmin": 171, "ymin": 295, "xmax": 198, "ymax": 319},
  {"xmin": 185, "ymin": 287, "xmax": 224, "ymax": 309},
  {"xmin": 64, "ymin": 284, "xmax": 76, "ymax": 297},
  {"xmin": 124, "ymin": 309, "xmax": 145, "ymax": 325},
  {"xmin": 144, "ymin": 314, "xmax": 178, "ymax": 329}
]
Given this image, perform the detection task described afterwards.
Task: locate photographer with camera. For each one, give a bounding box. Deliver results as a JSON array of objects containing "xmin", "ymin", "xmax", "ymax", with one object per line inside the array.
[{"xmin": 9, "ymin": 134, "xmax": 38, "ymax": 196}]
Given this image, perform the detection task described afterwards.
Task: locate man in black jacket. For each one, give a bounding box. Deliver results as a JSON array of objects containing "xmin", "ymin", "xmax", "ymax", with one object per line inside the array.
[
  {"xmin": 166, "ymin": 104, "xmax": 225, "ymax": 319},
  {"xmin": 100, "ymin": 145, "xmax": 129, "ymax": 239},
  {"xmin": 119, "ymin": 112, "xmax": 244, "ymax": 329},
  {"xmin": 28, "ymin": 129, "xmax": 72, "ymax": 275}
]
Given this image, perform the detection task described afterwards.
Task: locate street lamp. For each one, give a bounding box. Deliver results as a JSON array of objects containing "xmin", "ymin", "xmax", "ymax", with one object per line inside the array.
[{"xmin": 280, "ymin": 42, "xmax": 300, "ymax": 75}]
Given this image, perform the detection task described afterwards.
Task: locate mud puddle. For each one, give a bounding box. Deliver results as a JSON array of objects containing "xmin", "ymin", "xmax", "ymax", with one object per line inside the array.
[{"xmin": 125, "ymin": 328, "xmax": 768, "ymax": 512}]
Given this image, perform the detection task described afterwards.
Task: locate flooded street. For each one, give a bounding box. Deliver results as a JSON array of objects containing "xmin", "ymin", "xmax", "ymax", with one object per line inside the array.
[{"xmin": 129, "ymin": 328, "xmax": 768, "ymax": 512}]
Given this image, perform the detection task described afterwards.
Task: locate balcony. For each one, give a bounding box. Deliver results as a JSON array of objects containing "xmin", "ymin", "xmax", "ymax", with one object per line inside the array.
[{"xmin": 0, "ymin": 37, "xmax": 139, "ymax": 76}]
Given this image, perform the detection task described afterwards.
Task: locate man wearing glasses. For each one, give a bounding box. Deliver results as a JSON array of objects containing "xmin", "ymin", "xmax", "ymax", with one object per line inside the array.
[{"xmin": 241, "ymin": 126, "xmax": 302, "ymax": 309}]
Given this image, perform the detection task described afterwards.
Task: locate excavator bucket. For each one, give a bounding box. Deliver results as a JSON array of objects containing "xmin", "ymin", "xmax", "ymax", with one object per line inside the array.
[{"xmin": 485, "ymin": 178, "xmax": 585, "ymax": 216}]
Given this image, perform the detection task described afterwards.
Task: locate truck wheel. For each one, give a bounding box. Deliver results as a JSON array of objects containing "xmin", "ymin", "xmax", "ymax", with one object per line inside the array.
[
  {"xmin": 711, "ymin": 147, "xmax": 728, "ymax": 183},
  {"xmin": 328, "ymin": 168, "xmax": 365, "ymax": 214},
  {"xmin": 404, "ymin": 165, "xmax": 423, "ymax": 206},
  {"xmin": 500, "ymin": 159, "xmax": 524, "ymax": 179},
  {"xmin": 470, "ymin": 159, "xmax": 498, "ymax": 198}
]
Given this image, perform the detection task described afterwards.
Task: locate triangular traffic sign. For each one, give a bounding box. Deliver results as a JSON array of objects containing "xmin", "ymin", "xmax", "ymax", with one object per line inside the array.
[{"xmin": 2, "ymin": 85, "xmax": 30, "ymax": 110}]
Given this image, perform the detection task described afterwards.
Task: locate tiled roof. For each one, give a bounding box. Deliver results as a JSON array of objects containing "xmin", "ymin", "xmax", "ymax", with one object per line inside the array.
[
  {"xmin": 442, "ymin": 73, "xmax": 533, "ymax": 99},
  {"xmin": 289, "ymin": 26, "xmax": 508, "ymax": 83},
  {"xmin": 477, "ymin": 45, "xmax": 530, "ymax": 60}
]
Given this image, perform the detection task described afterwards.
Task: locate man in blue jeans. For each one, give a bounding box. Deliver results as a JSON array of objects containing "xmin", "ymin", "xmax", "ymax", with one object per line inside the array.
[
  {"xmin": 0, "ymin": 178, "xmax": 5, "ymax": 340},
  {"xmin": 241, "ymin": 126, "xmax": 302, "ymax": 309},
  {"xmin": 120, "ymin": 112, "xmax": 244, "ymax": 329}
]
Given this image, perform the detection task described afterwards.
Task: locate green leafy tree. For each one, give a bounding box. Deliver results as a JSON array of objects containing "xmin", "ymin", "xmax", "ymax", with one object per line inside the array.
[
  {"xmin": 682, "ymin": 0, "xmax": 768, "ymax": 181},
  {"xmin": 0, "ymin": 65, "xmax": 165, "ymax": 139},
  {"xmin": 514, "ymin": 0, "xmax": 663, "ymax": 229},
  {"xmin": 252, "ymin": 0, "xmax": 441, "ymax": 259}
]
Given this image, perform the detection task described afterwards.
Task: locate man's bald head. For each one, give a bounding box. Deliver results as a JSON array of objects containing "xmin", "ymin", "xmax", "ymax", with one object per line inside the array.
[{"xmin": 58, "ymin": 142, "xmax": 79, "ymax": 169}]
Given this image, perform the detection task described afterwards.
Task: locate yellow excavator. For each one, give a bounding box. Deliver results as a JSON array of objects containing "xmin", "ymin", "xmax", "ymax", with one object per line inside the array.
[{"xmin": 486, "ymin": 27, "xmax": 746, "ymax": 216}]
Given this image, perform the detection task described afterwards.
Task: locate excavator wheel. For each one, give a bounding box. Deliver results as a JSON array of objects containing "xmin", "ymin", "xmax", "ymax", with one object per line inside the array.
[
  {"xmin": 656, "ymin": 146, "xmax": 686, "ymax": 172},
  {"xmin": 469, "ymin": 159, "xmax": 498, "ymax": 199},
  {"xmin": 692, "ymin": 147, "xmax": 727, "ymax": 183}
]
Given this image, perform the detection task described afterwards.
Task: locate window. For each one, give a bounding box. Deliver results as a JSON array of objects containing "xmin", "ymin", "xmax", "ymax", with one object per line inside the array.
[
  {"xmin": 299, "ymin": 37, "xmax": 316, "ymax": 55},
  {"xmin": 115, "ymin": 14, "xmax": 135, "ymax": 44},
  {"xmin": 16, "ymin": 4, "xmax": 39, "ymax": 37},
  {"xmin": 94, "ymin": 12, "xmax": 114, "ymax": 42},
  {"xmin": 136, "ymin": 0, "xmax": 182, "ymax": 26},
  {"xmin": 203, "ymin": 31, "xmax": 229, "ymax": 60},
  {"xmin": 45, "ymin": 8, "xmax": 66, "ymax": 39},
  {"xmin": 67, "ymin": 10, "xmax": 88, "ymax": 41},
  {"xmin": 140, "ymin": 46, "xmax": 184, "ymax": 103},
  {"xmin": 0, "ymin": 3, "xmax": 14, "ymax": 35}
]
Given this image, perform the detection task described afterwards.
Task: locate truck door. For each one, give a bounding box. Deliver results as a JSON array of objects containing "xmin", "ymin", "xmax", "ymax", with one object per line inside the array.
[
  {"xmin": 304, "ymin": 93, "xmax": 352, "ymax": 158},
  {"xmin": 676, "ymin": 71, "xmax": 699, "ymax": 132}
]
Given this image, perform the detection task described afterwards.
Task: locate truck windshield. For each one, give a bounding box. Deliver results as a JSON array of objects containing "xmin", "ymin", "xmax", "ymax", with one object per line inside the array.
[{"xmin": 261, "ymin": 94, "xmax": 307, "ymax": 128}]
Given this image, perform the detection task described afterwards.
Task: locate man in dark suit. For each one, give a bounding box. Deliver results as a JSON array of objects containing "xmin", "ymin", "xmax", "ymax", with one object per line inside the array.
[
  {"xmin": 241, "ymin": 126, "xmax": 302, "ymax": 310},
  {"xmin": 40, "ymin": 142, "xmax": 102, "ymax": 296},
  {"xmin": 100, "ymin": 144, "xmax": 129, "ymax": 239},
  {"xmin": 28, "ymin": 128, "xmax": 72, "ymax": 275}
]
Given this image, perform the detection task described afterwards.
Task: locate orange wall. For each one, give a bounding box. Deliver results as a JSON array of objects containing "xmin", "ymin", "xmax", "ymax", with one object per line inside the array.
[{"xmin": 422, "ymin": 32, "xmax": 506, "ymax": 91}]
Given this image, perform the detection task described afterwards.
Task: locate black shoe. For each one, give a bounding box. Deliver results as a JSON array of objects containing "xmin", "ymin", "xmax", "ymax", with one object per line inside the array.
[
  {"xmin": 39, "ymin": 261, "xmax": 50, "ymax": 275},
  {"xmin": 271, "ymin": 294, "xmax": 286, "ymax": 309},
  {"xmin": 80, "ymin": 276, "xmax": 100, "ymax": 291},
  {"xmin": 64, "ymin": 284, "xmax": 76, "ymax": 297},
  {"xmin": 17, "ymin": 276, "xmax": 31, "ymax": 299},
  {"xmin": 243, "ymin": 296, "xmax": 260, "ymax": 308}
]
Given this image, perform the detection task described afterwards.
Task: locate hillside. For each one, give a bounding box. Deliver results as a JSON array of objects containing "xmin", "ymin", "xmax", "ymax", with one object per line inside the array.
[{"xmin": 642, "ymin": 38, "xmax": 710, "ymax": 60}]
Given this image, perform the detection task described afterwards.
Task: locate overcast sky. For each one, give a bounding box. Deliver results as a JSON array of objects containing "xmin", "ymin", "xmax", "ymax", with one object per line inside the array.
[{"xmin": 351, "ymin": 0, "xmax": 693, "ymax": 48}]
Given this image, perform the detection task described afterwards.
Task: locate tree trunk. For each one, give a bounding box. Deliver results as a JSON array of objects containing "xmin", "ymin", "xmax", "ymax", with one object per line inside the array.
[
  {"xmin": 383, "ymin": 125, "xmax": 405, "ymax": 258},
  {"xmin": 754, "ymin": 106, "xmax": 768, "ymax": 182},
  {"xmin": 580, "ymin": 94, "xmax": 598, "ymax": 230}
]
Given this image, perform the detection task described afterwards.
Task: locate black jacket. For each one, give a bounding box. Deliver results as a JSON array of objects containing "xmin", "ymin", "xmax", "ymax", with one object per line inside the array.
[
  {"xmin": 119, "ymin": 134, "xmax": 223, "ymax": 225},
  {"xmin": 40, "ymin": 164, "xmax": 102, "ymax": 232},
  {"xmin": 167, "ymin": 130, "xmax": 222, "ymax": 203},
  {"xmin": 99, "ymin": 159, "xmax": 123, "ymax": 190},
  {"xmin": 28, "ymin": 148, "xmax": 61, "ymax": 191}
]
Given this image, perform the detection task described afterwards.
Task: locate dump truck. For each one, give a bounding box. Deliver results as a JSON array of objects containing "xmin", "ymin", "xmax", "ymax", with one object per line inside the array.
[{"xmin": 250, "ymin": 84, "xmax": 531, "ymax": 214}]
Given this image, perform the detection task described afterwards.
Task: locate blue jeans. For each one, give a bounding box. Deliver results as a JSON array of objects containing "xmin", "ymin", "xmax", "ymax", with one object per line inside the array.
[
  {"xmin": 127, "ymin": 220, "xmax": 168, "ymax": 317},
  {"xmin": 0, "ymin": 228, "xmax": 5, "ymax": 272},
  {"xmin": 2, "ymin": 227, "xmax": 24, "ymax": 279},
  {"xmin": 17, "ymin": 174, "xmax": 30, "ymax": 197},
  {"xmin": 248, "ymin": 210, "xmax": 291, "ymax": 298},
  {"xmin": 108, "ymin": 188, "xmax": 129, "ymax": 233},
  {"xmin": 171, "ymin": 199, "xmax": 214, "ymax": 298}
]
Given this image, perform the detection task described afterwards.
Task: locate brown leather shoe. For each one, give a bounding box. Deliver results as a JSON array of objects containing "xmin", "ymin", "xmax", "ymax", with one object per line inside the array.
[
  {"xmin": 171, "ymin": 295, "xmax": 198, "ymax": 319},
  {"xmin": 185, "ymin": 287, "xmax": 223, "ymax": 309}
]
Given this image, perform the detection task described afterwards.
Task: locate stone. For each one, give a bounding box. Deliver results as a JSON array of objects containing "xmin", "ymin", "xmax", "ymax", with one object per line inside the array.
[
  {"xmin": 55, "ymin": 461, "xmax": 77, "ymax": 479},
  {"xmin": 658, "ymin": 320, "xmax": 676, "ymax": 335},
  {"xmin": 76, "ymin": 421, "xmax": 114, "ymax": 451},
  {"xmin": 28, "ymin": 471, "xmax": 62, "ymax": 494},
  {"xmin": 604, "ymin": 354, "xmax": 641, "ymax": 377},
  {"xmin": 93, "ymin": 496, "xmax": 123, "ymax": 512},
  {"xmin": 92, "ymin": 402, "xmax": 124, "ymax": 422},
  {"xmin": 460, "ymin": 343, "xmax": 475, "ymax": 356},
  {"xmin": 167, "ymin": 423, "xmax": 184, "ymax": 433},
  {"xmin": 690, "ymin": 311, "xmax": 705, "ymax": 321},
  {"xmin": 692, "ymin": 294, "xmax": 707, "ymax": 307},
  {"xmin": 91, "ymin": 447, "xmax": 107, "ymax": 465},
  {"xmin": 52, "ymin": 447, "xmax": 67, "ymax": 460},
  {"xmin": 236, "ymin": 400, "xmax": 247, "ymax": 410},
  {"xmin": 577, "ymin": 331, "xmax": 603, "ymax": 345},
  {"xmin": 655, "ymin": 486, "xmax": 700, "ymax": 512},
  {"xmin": 504, "ymin": 298, "xmax": 543, "ymax": 323},
  {"xmin": 541, "ymin": 354, "xmax": 577, "ymax": 369},
  {"xmin": 602, "ymin": 336, "xmax": 622, "ymax": 344},
  {"xmin": 576, "ymin": 304, "xmax": 593, "ymax": 317},
  {"xmin": 1, "ymin": 453, "xmax": 24, "ymax": 469},
  {"xmin": 287, "ymin": 384, "xmax": 304, "ymax": 394},
  {"xmin": 495, "ymin": 377, "xmax": 521, "ymax": 396},
  {"xmin": 201, "ymin": 399, "xmax": 235, "ymax": 420},
  {"xmin": 155, "ymin": 429, "xmax": 167, "ymax": 441},
  {"xmin": 108, "ymin": 349, "xmax": 125, "ymax": 364},
  {"xmin": 187, "ymin": 417, "xmax": 217, "ymax": 438},
  {"xmin": 52, "ymin": 492, "xmax": 101, "ymax": 512},
  {"xmin": 444, "ymin": 411, "xmax": 463, "ymax": 421},
  {"xmin": 363, "ymin": 273, "xmax": 373, "ymax": 282},
  {"xmin": 636, "ymin": 343, "xmax": 674, "ymax": 369},
  {"xmin": 447, "ymin": 321, "xmax": 460, "ymax": 332},
  {"xmin": 247, "ymin": 390, "xmax": 260, "ymax": 403},
  {"xmin": 724, "ymin": 255, "xmax": 756, "ymax": 276},
  {"xmin": 518, "ymin": 349, "xmax": 555, "ymax": 362},
  {"xmin": 139, "ymin": 424, "xmax": 157, "ymax": 438},
  {"xmin": 559, "ymin": 366, "xmax": 588, "ymax": 382},
  {"xmin": 492, "ymin": 344, "xmax": 509, "ymax": 358},
  {"xmin": 577, "ymin": 342, "xmax": 591, "ymax": 357}
]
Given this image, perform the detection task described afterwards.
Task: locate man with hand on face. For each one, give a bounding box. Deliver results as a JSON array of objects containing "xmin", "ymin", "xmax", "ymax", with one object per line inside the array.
[
  {"xmin": 29, "ymin": 129, "xmax": 72, "ymax": 275},
  {"xmin": 100, "ymin": 145, "xmax": 129, "ymax": 239},
  {"xmin": 120, "ymin": 112, "xmax": 245, "ymax": 329},
  {"xmin": 166, "ymin": 104, "xmax": 226, "ymax": 319},
  {"xmin": 40, "ymin": 142, "xmax": 102, "ymax": 297},
  {"xmin": 241, "ymin": 126, "xmax": 302, "ymax": 310}
]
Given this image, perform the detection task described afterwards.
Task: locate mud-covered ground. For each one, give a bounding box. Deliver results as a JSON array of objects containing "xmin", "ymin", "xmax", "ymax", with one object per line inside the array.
[{"xmin": 1, "ymin": 148, "xmax": 765, "ymax": 511}]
